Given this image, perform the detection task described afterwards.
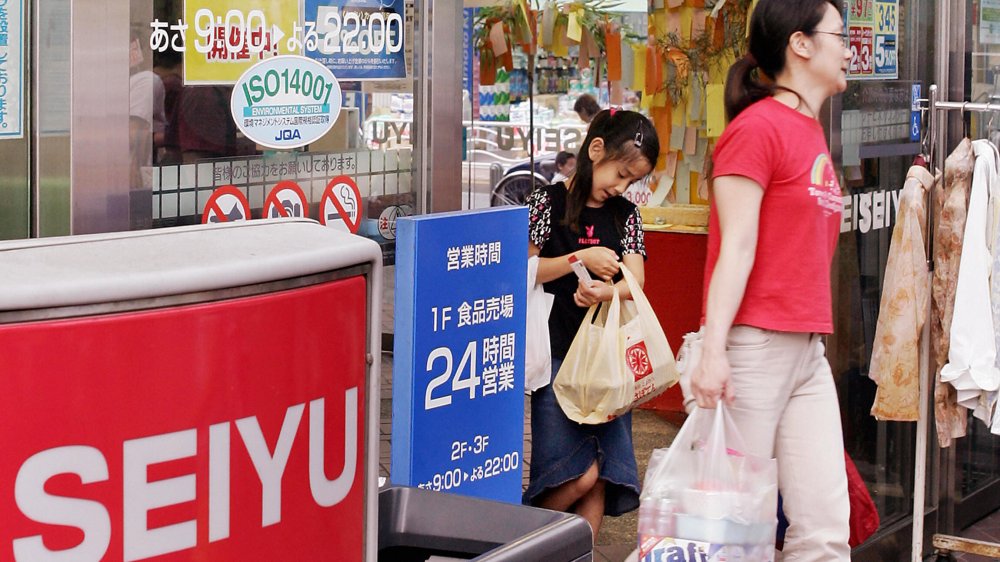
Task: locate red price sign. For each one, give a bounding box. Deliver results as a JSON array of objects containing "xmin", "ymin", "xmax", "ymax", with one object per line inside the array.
[
  {"xmin": 850, "ymin": 0, "xmax": 873, "ymax": 20},
  {"xmin": 849, "ymin": 26, "xmax": 874, "ymax": 76}
]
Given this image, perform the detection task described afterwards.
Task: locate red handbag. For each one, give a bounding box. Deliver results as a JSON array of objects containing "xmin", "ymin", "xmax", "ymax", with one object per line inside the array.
[
  {"xmin": 776, "ymin": 451, "xmax": 880, "ymax": 549},
  {"xmin": 845, "ymin": 451, "xmax": 880, "ymax": 547}
]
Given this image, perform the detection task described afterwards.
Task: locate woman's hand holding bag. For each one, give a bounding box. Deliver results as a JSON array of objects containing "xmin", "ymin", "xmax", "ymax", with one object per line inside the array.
[{"xmin": 553, "ymin": 263, "xmax": 679, "ymax": 424}]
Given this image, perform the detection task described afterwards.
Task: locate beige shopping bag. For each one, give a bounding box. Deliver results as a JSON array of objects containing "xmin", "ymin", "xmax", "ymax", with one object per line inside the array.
[{"xmin": 553, "ymin": 264, "xmax": 679, "ymax": 424}]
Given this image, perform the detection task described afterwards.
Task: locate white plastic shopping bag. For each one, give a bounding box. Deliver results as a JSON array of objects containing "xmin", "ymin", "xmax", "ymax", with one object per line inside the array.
[
  {"xmin": 553, "ymin": 264, "xmax": 679, "ymax": 424},
  {"xmin": 525, "ymin": 256, "xmax": 554, "ymax": 392},
  {"xmin": 638, "ymin": 404, "xmax": 778, "ymax": 562}
]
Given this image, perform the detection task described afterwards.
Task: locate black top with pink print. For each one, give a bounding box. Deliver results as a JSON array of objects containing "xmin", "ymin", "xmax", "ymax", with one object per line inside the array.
[{"xmin": 526, "ymin": 182, "xmax": 645, "ymax": 359}]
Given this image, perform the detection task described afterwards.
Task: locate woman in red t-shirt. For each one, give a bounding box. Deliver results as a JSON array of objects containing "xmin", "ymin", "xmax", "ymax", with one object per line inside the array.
[{"xmin": 689, "ymin": 0, "xmax": 853, "ymax": 559}]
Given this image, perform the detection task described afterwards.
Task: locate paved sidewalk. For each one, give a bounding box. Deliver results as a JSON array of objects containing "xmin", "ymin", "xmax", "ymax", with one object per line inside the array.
[{"xmin": 377, "ymin": 349, "xmax": 681, "ymax": 562}]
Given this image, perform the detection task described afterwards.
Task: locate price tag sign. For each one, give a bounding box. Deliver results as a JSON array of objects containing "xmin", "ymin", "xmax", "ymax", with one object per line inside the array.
[
  {"xmin": 847, "ymin": 0, "xmax": 898, "ymax": 80},
  {"xmin": 392, "ymin": 208, "xmax": 528, "ymax": 504},
  {"xmin": 849, "ymin": 26, "xmax": 874, "ymax": 76},
  {"xmin": 304, "ymin": 0, "xmax": 407, "ymax": 80}
]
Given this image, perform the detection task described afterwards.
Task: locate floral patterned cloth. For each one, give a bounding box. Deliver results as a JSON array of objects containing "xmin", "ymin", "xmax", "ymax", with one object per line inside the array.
[
  {"xmin": 869, "ymin": 166, "xmax": 936, "ymax": 421},
  {"xmin": 932, "ymin": 138, "xmax": 974, "ymax": 447}
]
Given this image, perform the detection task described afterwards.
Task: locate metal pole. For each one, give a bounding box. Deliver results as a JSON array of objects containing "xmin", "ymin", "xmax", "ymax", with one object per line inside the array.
[
  {"xmin": 528, "ymin": 54, "xmax": 535, "ymax": 190},
  {"xmin": 910, "ymin": 82, "xmax": 937, "ymax": 562}
]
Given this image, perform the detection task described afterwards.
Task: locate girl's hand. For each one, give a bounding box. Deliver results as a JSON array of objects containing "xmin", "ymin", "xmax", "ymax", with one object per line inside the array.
[
  {"xmin": 578, "ymin": 247, "xmax": 620, "ymax": 280},
  {"xmin": 690, "ymin": 346, "xmax": 735, "ymax": 409},
  {"xmin": 573, "ymin": 280, "xmax": 612, "ymax": 307}
]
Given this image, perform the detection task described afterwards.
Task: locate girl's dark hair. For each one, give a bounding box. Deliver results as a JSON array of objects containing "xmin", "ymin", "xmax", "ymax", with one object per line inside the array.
[
  {"xmin": 564, "ymin": 109, "xmax": 659, "ymax": 234},
  {"xmin": 724, "ymin": 0, "xmax": 842, "ymax": 121}
]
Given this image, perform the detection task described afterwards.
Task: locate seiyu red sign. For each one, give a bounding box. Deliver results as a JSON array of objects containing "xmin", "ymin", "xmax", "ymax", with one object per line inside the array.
[{"xmin": 0, "ymin": 278, "xmax": 368, "ymax": 561}]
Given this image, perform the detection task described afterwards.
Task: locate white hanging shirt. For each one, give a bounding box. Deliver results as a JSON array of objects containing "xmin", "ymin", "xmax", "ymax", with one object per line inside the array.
[
  {"xmin": 940, "ymin": 139, "xmax": 1000, "ymax": 430},
  {"xmin": 990, "ymin": 141, "xmax": 1000, "ymax": 435}
]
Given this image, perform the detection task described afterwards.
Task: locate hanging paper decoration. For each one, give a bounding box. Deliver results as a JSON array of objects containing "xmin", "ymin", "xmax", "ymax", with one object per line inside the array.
[{"xmin": 606, "ymin": 24, "xmax": 623, "ymax": 82}]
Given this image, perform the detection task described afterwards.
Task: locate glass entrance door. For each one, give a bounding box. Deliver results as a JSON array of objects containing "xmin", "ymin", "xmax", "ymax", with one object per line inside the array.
[
  {"xmin": 132, "ymin": 0, "xmax": 418, "ymax": 263},
  {"xmin": 826, "ymin": 0, "xmax": 938, "ymax": 558}
]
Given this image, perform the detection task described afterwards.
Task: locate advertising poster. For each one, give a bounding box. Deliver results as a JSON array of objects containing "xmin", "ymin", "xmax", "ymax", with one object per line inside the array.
[
  {"xmin": 982, "ymin": 0, "xmax": 1000, "ymax": 45},
  {"xmin": 846, "ymin": 0, "xmax": 898, "ymax": 80},
  {"xmin": 183, "ymin": 0, "xmax": 301, "ymax": 85},
  {"xmin": 0, "ymin": 0, "xmax": 24, "ymax": 138},
  {"xmin": 304, "ymin": 0, "xmax": 407, "ymax": 81}
]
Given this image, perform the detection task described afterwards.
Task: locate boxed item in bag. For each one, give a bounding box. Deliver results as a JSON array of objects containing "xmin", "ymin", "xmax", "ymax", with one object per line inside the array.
[{"xmin": 638, "ymin": 406, "xmax": 778, "ymax": 562}]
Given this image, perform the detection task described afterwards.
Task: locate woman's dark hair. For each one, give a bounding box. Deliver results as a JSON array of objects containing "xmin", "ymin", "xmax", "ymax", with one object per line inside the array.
[
  {"xmin": 564, "ymin": 109, "xmax": 659, "ymax": 234},
  {"xmin": 724, "ymin": 0, "xmax": 842, "ymax": 121},
  {"xmin": 573, "ymin": 94, "xmax": 601, "ymax": 122}
]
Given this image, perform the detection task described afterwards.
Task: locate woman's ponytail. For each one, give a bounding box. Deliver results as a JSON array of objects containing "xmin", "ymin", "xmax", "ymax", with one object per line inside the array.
[{"xmin": 723, "ymin": 54, "xmax": 774, "ymax": 122}]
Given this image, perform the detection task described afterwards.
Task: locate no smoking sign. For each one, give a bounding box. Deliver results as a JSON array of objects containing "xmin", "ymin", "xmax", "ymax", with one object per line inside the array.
[{"xmin": 320, "ymin": 176, "xmax": 362, "ymax": 233}]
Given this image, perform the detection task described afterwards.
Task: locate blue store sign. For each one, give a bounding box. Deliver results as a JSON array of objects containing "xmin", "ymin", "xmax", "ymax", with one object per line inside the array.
[
  {"xmin": 230, "ymin": 55, "xmax": 342, "ymax": 150},
  {"xmin": 392, "ymin": 207, "xmax": 528, "ymax": 504},
  {"xmin": 304, "ymin": 0, "xmax": 407, "ymax": 81}
]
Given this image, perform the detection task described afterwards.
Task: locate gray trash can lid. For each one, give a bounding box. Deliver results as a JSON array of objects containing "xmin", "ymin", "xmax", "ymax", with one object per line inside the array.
[{"xmin": 0, "ymin": 218, "xmax": 382, "ymax": 311}]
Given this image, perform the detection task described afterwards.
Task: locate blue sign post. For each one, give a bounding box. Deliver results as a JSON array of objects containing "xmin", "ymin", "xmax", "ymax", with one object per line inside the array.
[{"xmin": 392, "ymin": 207, "xmax": 528, "ymax": 504}]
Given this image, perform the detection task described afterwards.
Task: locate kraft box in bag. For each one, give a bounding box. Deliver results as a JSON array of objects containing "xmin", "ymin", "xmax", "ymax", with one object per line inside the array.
[{"xmin": 638, "ymin": 405, "xmax": 778, "ymax": 562}]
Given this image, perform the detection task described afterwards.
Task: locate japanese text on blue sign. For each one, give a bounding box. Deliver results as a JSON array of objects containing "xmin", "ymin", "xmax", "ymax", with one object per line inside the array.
[
  {"xmin": 392, "ymin": 207, "xmax": 528, "ymax": 504},
  {"xmin": 304, "ymin": 0, "xmax": 406, "ymax": 80},
  {"xmin": 0, "ymin": 0, "xmax": 24, "ymax": 138}
]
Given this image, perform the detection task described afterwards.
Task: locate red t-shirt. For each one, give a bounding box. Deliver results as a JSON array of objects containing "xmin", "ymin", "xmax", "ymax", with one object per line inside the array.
[{"xmin": 704, "ymin": 97, "xmax": 842, "ymax": 333}]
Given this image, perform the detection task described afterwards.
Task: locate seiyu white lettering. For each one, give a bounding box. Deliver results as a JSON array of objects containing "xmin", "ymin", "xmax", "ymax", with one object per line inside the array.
[
  {"xmin": 840, "ymin": 188, "xmax": 901, "ymax": 234},
  {"xmin": 11, "ymin": 388, "xmax": 358, "ymax": 562}
]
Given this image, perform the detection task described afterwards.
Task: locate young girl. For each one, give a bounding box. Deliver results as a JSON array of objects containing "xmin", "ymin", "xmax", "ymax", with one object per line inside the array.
[
  {"xmin": 690, "ymin": 0, "xmax": 853, "ymax": 559},
  {"xmin": 523, "ymin": 109, "xmax": 659, "ymax": 538}
]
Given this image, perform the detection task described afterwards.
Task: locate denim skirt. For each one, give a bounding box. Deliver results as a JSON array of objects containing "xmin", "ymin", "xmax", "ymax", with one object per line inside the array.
[{"xmin": 522, "ymin": 358, "xmax": 641, "ymax": 516}]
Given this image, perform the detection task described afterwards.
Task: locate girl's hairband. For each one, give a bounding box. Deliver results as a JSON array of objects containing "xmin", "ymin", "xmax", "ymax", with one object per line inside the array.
[{"xmin": 608, "ymin": 107, "xmax": 643, "ymax": 147}]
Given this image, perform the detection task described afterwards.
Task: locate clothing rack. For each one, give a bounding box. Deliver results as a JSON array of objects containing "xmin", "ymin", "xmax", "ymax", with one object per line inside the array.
[{"xmin": 910, "ymin": 84, "xmax": 1000, "ymax": 561}]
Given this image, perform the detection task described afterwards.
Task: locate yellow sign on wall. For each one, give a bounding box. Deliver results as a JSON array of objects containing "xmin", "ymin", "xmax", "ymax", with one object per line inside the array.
[{"xmin": 183, "ymin": 1, "xmax": 301, "ymax": 85}]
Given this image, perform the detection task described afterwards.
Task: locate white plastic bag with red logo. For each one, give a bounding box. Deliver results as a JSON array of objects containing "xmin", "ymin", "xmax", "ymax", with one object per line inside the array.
[{"xmin": 553, "ymin": 264, "xmax": 679, "ymax": 424}]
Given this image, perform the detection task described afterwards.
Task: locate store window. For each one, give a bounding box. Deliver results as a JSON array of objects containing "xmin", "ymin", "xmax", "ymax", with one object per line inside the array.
[
  {"xmin": 131, "ymin": 0, "xmax": 416, "ymax": 260},
  {"xmin": 828, "ymin": 0, "xmax": 935, "ymax": 544},
  {"xmin": 461, "ymin": 7, "xmax": 648, "ymax": 210},
  {"xmin": 952, "ymin": 0, "xmax": 1000, "ymax": 525}
]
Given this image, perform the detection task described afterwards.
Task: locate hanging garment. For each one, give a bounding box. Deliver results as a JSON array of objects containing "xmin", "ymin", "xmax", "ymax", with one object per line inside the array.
[
  {"xmin": 869, "ymin": 165, "xmax": 935, "ymax": 421},
  {"xmin": 940, "ymin": 140, "xmax": 1000, "ymax": 429},
  {"xmin": 932, "ymin": 138, "xmax": 974, "ymax": 447},
  {"xmin": 988, "ymin": 141, "xmax": 1000, "ymax": 435}
]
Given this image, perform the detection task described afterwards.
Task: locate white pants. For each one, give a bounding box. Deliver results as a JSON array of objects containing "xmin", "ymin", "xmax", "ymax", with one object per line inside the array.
[{"xmin": 681, "ymin": 326, "xmax": 851, "ymax": 561}]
